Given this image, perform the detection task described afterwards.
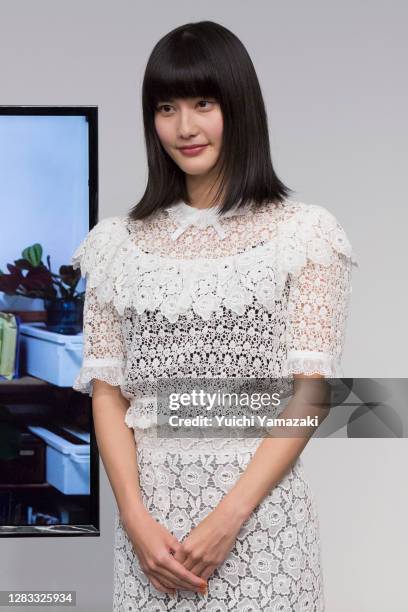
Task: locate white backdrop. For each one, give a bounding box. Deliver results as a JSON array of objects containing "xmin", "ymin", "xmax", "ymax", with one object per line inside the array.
[{"xmin": 0, "ymin": 1, "xmax": 407, "ymax": 610}]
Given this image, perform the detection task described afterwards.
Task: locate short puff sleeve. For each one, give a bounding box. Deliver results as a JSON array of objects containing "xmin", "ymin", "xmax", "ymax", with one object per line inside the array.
[
  {"xmin": 71, "ymin": 217, "xmax": 128, "ymax": 396},
  {"xmin": 281, "ymin": 204, "xmax": 358, "ymax": 378}
]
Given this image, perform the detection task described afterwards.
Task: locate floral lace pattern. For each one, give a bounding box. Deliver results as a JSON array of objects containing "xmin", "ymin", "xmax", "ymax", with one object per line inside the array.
[
  {"xmin": 70, "ymin": 197, "xmax": 357, "ymax": 610},
  {"xmin": 71, "ymin": 200, "xmax": 357, "ymax": 324},
  {"xmin": 72, "ymin": 286, "xmax": 126, "ymax": 397},
  {"xmin": 113, "ymin": 446, "xmax": 325, "ymax": 612},
  {"xmin": 71, "ymin": 199, "xmax": 357, "ymax": 427}
]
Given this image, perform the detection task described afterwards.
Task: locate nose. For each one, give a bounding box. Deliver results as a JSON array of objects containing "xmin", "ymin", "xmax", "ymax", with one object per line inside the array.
[{"xmin": 177, "ymin": 108, "xmax": 199, "ymax": 138}]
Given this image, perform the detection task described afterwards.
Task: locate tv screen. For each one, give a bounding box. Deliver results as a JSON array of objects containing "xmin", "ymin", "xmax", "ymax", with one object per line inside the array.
[{"xmin": 0, "ymin": 106, "xmax": 99, "ymax": 537}]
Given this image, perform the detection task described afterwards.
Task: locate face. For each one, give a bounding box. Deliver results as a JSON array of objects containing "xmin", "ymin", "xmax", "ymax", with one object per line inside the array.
[{"xmin": 154, "ymin": 97, "xmax": 223, "ymax": 177}]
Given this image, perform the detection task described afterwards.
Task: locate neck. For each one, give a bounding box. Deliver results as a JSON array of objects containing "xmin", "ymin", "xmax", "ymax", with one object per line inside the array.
[{"xmin": 185, "ymin": 166, "xmax": 225, "ymax": 210}]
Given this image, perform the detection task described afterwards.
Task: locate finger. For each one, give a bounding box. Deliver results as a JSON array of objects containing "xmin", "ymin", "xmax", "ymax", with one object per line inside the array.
[
  {"xmin": 149, "ymin": 568, "xmax": 179, "ymax": 591},
  {"xmin": 189, "ymin": 560, "xmax": 208, "ymax": 577},
  {"xmin": 200, "ymin": 564, "xmax": 217, "ymax": 581},
  {"xmin": 168, "ymin": 540, "xmax": 184, "ymax": 558},
  {"xmin": 164, "ymin": 557, "xmax": 207, "ymax": 588},
  {"xmin": 180, "ymin": 556, "xmax": 194, "ymax": 571},
  {"xmin": 149, "ymin": 553, "xmax": 204, "ymax": 591},
  {"xmin": 179, "ymin": 548, "xmax": 206, "ymax": 572},
  {"xmin": 149, "ymin": 574, "xmax": 176, "ymax": 596},
  {"xmin": 153, "ymin": 566, "xmax": 205, "ymax": 592},
  {"xmin": 172, "ymin": 546, "xmax": 188, "ymax": 565}
]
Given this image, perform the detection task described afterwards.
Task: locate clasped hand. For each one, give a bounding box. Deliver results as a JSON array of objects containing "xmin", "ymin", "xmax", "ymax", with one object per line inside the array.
[
  {"xmin": 124, "ymin": 503, "xmax": 245, "ymax": 596},
  {"xmin": 174, "ymin": 504, "xmax": 245, "ymax": 583}
]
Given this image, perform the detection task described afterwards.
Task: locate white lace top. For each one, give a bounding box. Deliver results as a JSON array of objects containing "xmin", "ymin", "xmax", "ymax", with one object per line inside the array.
[{"xmin": 71, "ymin": 197, "xmax": 358, "ymax": 430}]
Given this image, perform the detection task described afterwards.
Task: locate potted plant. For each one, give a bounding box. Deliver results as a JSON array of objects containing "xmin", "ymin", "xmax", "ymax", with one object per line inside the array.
[{"xmin": 0, "ymin": 243, "xmax": 84, "ymax": 334}]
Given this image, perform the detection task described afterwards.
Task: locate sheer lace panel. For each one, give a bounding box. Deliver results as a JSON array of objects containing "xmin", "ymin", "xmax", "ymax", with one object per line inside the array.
[
  {"xmin": 126, "ymin": 199, "xmax": 293, "ymax": 259},
  {"xmin": 283, "ymin": 251, "xmax": 353, "ymax": 378},
  {"xmin": 72, "ymin": 286, "xmax": 126, "ymax": 397},
  {"xmin": 71, "ymin": 198, "xmax": 358, "ymax": 417}
]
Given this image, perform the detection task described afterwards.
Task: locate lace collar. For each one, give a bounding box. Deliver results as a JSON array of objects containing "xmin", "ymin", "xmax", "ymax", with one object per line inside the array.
[{"xmin": 164, "ymin": 200, "xmax": 253, "ymax": 241}]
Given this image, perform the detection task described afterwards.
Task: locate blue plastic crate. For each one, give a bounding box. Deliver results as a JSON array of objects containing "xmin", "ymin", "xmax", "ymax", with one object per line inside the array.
[
  {"xmin": 19, "ymin": 323, "xmax": 83, "ymax": 387},
  {"xmin": 27, "ymin": 425, "xmax": 90, "ymax": 495}
]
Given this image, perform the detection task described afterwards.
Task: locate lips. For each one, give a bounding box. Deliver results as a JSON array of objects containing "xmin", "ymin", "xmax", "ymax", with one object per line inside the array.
[
  {"xmin": 178, "ymin": 144, "xmax": 208, "ymax": 150},
  {"xmin": 177, "ymin": 144, "xmax": 209, "ymax": 157}
]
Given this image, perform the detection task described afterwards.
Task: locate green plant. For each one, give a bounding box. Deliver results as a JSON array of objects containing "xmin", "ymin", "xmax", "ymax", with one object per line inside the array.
[{"xmin": 0, "ymin": 243, "xmax": 84, "ymax": 302}]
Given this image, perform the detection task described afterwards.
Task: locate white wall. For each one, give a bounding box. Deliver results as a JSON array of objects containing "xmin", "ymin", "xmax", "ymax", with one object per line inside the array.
[{"xmin": 0, "ymin": 1, "xmax": 406, "ymax": 610}]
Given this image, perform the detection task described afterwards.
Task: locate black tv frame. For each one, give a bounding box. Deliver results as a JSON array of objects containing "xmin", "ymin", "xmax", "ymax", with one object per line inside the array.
[{"xmin": 0, "ymin": 105, "xmax": 99, "ymax": 538}]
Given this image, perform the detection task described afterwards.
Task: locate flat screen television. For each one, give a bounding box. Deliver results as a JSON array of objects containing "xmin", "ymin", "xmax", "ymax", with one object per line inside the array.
[{"xmin": 0, "ymin": 106, "xmax": 99, "ymax": 537}]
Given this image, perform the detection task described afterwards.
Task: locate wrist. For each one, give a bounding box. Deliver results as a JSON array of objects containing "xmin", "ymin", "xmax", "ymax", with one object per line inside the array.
[
  {"xmin": 118, "ymin": 498, "xmax": 148, "ymax": 525},
  {"xmin": 217, "ymin": 493, "xmax": 253, "ymax": 526}
]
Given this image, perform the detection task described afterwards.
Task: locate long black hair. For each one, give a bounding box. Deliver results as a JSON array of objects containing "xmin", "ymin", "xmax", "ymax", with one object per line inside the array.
[{"xmin": 128, "ymin": 20, "xmax": 293, "ymax": 220}]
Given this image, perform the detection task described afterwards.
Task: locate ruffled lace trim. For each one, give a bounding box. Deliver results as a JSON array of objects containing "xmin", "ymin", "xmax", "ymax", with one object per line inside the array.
[
  {"xmin": 276, "ymin": 204, "xmax": 358, "ymax": 275},
  {"xmin": 281, "ymin": 350, "xmax": 344, "ymax": 378},
  {"xmin": 124, "ymin": 396, "xmax": 158, "ymax": 429},
  {"xmin": 72, "ymin": 358, "xmax": 126, "ymax": 397},
  {"xmin": 71, "ymin": 217, "xmax": 129, "ymax": 290},
  {"xmin": 71, "ymin": 204, "xmax": 358, "ymax": 322}
]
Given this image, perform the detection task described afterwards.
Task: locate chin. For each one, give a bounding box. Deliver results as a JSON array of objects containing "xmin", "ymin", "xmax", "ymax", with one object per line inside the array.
[
  {"xmin": 181, "ymin": 163, "xmax": 214, "ymax": 176},
  {"xmin": 183, "ymin": 170, "xmax": 210, "ymax": 177}
]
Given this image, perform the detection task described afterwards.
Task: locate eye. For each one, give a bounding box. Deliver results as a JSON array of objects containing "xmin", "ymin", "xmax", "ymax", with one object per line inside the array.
[
  {"xmin": 156, "ymin": 103, "xmax": 173, "ymax": 114},
  {"xmin": 197, "ymin": 99, "xmax": 215, "ymax": 110},
  {"xmin": 155, "ymin": 99, "xmax": 216, "ymax": 114}
]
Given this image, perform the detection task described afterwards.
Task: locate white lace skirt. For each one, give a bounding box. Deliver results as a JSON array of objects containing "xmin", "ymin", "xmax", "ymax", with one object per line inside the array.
[{"xmin": 113, "ymin": 433, "xmax": 325, "ymax": 611}]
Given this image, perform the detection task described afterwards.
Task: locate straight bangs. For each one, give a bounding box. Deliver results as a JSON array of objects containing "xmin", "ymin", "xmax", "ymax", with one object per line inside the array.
[
  {"xmin": 129, "ymin": 21, "xmax": 293, "ymax": 221},
  {"xmin": 143, "ymin": 38, "xmax": 223, "ymax": 112}
]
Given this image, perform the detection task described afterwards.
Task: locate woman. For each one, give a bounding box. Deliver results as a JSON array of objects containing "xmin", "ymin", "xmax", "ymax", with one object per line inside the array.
[{"xmin": 72, "ymin": 21, "xmax": 357, "ymax": 611}]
